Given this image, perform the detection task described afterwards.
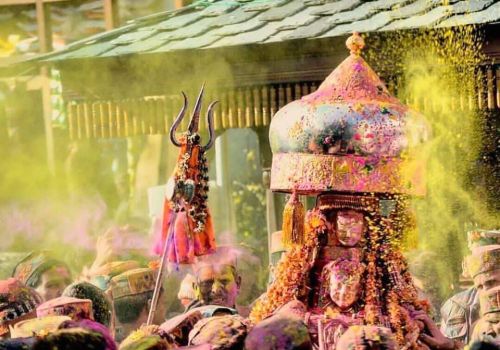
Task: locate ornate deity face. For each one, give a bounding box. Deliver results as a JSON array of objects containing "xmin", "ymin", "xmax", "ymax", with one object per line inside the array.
[
  {"xmin": 196, "ymin": 265, "xmax": 240, "ymax": 308},
  {"xmin": 325, "ymin": 259, "xmax": 364, "ymax": 310},
  {"xmin": 336, "ymin": 210, "xmax": 364, "ymax": 247}
]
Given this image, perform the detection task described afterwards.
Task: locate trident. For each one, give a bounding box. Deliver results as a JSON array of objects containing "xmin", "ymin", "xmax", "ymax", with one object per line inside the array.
[{"xmin": 147, "ymin": 85, "xmax": 217, "ymax": 325}]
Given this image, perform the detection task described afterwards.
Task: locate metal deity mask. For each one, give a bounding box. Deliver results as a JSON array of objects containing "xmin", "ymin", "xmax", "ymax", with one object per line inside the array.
[
  {"xmin": 323, "ymin": 258, "xmax": 365, "ymax": 310},
  {"xmin": 335, "ymin": 209, "xmax": 364, "ymax": 247}
]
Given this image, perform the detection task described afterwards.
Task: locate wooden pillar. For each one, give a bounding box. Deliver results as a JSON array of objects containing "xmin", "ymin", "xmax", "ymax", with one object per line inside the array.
[
  {"xmin": 487, "ymin": 66, "xmax": 494, "ymax": 110},
  {"xmin": 215, "ymin": 132, "xmax": 237, "ymax": 234},
  {"xmin": 36, "ymin": 0, "xmax": 52, "ymax": 53},
  {"xmin": 36, "ymin": 0, "xmax": 55, "ymax": 174},
  {"xmin": 104, "ymin": 0, "xmax": 119, "ymax": 30},
  {"xmin": 174, "ymin": 0, "xmax": 187, "ymax": 9},
  {"xmin": 496, "ymin": 67, "xmax": 500, "ymax": 109},
  {"xmin": 256, "ymin": 126, "xmax": 274, "ymax": 267}
]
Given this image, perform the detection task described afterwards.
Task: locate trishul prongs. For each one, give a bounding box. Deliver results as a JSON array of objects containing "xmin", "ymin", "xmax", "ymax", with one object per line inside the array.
[{"xmin": 169, "ymin": 84, "xmax": 218, "ymax": 151}]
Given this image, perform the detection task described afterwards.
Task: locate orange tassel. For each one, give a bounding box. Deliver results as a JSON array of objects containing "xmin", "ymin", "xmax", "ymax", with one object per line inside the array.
[{"xmin": 282, "ymin": 191, "xmax": 305, "ymax": 247}]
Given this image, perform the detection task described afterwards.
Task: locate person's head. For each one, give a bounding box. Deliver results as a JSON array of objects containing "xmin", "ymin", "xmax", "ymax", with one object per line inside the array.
[
  {"xmin": 244, "ymin": 314, "xmax": 311, "ymax": 350},
  {"xmin": 469, "ymin": 340, "xmax": 499, "ymax": 350},
  {"xmin": 335, "ymin": 325, "xmax": 397, "ymax": 350},
  {"xmin": 0, "ymin": 278, "xmax": 42, "ymax": 339},
  {"xmin": 13, "ymin": 252, "xmax": 71, "ymax": 302},
  {"xmin": 113, "ymin": 292, "xmax": 155, "ymax": 326},
  {"xmin": 58, "ymin": 319, "xmax": 116, "ymax": 350},
  {"xmin": 0, "ymin": 336, "xmax": 36, "ymax": 350},
  {"xmin": 119, "ymin": 325, "xmax": 174, "ymax": 350},
  {"xmin": 467, "ymin": 229, "xmax": 500, "ymax": 251},
  {"xmin": 483, "ymin": 313, "xmax": 500, "ymax": 339},
  {"xmin": 109, "ymin": 268, "xmax": 164, "ymax": 337},
  {"xmin": 189, "ymin": 314, "xmax": 247, "ymax": 349},
  {"xmin": 335, "ymin": 210, "xmax": 364, "ymax": 247},
  {"xmin": 177, "ymin": 274, "xmax": 196, "ymax": 308},
  {"xmin": 63, "ymin": 282, "xmax": 112, "ymax": 327},
  {"xmin": 322, "ymin": 258, "xmax": 365, "ymax": 310},
  {"xmin": 194, "ymin": 264, "xmax": 241, "ymax": 308},
  {"xmin": 478, "ymin": 286, "xmax": 500, "ymax": 338},
  {"xmin": 474, "ymin": 270, "xmax": 500, "ymax": 294},
  {"xmin": 119, "ymin": 335, "xmax": 172, "ymax": 350},
  {"xmin": 471, "ymin": 315, "xmax": 500, "ymax": 346},
  {"xmin": 32, "ymin": 327, "xmax": 107, "ymax": 350},
  {"xmin": 36, "ymin": 296, "xmax": 93, "ymax": 321},
  {"xmin": 467, "ymin": 246, "xmax": 500, "ymax": 292},
  {"xmin": 88, "ymin": 261, "xmax": 140, "ymax": 291},
  {"xmin": 9, "ymin": 315, "xmax": 70, "ymax": 339}
]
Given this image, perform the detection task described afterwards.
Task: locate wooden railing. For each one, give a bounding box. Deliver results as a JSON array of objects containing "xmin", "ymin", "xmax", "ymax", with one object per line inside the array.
[
  {"xmin": 66, "ymin": 66, "xmax": 500, "ymax": 139},
  {"xmin": 66, "ymin": 82, "xmax": 320, "ymax": 139}
]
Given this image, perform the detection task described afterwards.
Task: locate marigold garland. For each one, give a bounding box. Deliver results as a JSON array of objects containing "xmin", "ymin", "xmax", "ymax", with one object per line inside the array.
[
  {"xmin": 249, "ymin": 209, "xmax": 326, "ymax": 323},
  {"xmin": 363, "ymin": 252, "xmax": 380, "ymax": 325},
  {"xmin": 366, "ymin": 196, "xmax": 428, "ymax": 348},
  {"xmin": 251, "ymin": 195, "xmax": 431, "ymax": 349},
  {"xmin": 387, "ymin": 290, "xmax": 403, "ymax": 344}
]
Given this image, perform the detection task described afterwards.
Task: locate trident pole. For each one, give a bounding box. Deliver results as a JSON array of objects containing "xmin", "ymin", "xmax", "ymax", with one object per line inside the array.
[{"xmin": 147, "ymin": 209, "xmax": 177, "ymax": 325}]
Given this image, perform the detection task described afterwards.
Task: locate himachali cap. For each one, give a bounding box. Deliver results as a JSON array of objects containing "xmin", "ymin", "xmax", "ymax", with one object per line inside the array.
[
  {"xmin": 108, "ymin": 267, "xmax": 157, "ymax": 299},
  {"xmin": 269, "ymin": 32, "xmax": 429, "ymax": 195},
  {"xmin": 36, "ymin": 296, "xmax": 93, "ymax": 321},
  {"xmin": 479, "ymin": 286, "xmax": 500, "ymax": 316},
  {"xmin": 465, "ymin": 245, "xmax": 500, "ymax": 278},
  {"xmin": 91, "ymin": 260, "xmax": 140, "ymax": 277},
  {"xmin": 89, "ymin": 260, "xmax": 141, "ymax": 290},
  {"xmin": 12, "ymin": 251, "xmax": 68, "ymax": 288},
  {"xmin": 0, "ymin": 278, "xmax": 42, "ymax": 336},
  {"xmin": 10, "ymin": 315, "xmax": 71, "ymax": 338},
  {"xmin": 467, "ymin": 229, "xmax": 500, "ymax": 250}
]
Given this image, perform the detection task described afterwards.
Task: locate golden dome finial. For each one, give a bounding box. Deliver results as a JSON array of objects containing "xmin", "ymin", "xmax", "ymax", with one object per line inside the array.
[{"xmin": 346, "ymin": 32, "xmax": 365, "ymax": 56}]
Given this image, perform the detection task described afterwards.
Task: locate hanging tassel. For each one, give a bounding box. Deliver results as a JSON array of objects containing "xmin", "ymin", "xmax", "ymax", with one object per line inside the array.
[{"xmin": 282, "ymin": 191, "xmax": 305, "ymax": 247}]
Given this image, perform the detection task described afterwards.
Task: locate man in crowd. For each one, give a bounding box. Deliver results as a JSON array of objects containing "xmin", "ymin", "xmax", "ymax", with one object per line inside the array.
[
  {"xmin": 108, "ymin": 267, "xmax": 166, "ymax": 342},
  {"xmin": 32, "ymin": 322, "xmax": 110, "ymax": 350},
  {"xmin": 471, "ymin": 278, "xmax": 500, "ymax": 344},
  {"xmin": 12, "ymin": 251, "xmax": 72, "ymax": 302},
  {"xmin": 189, "ymin": 246, "xmax": 241, "ymax": 313},
  {"xmin": 36, "ymin": 296, "xmax": 94, "ymax": 321},
  {"xmin": 440, "ymin": 230, "xmax": 499, "ymax": 344},
  {"xmin": 63, "ymin": 281, "xmax": 113, "ymax": 329},
  {"xmin": 86, "ymin": 261, "xmax": 140, "ymax": 291},
  {"xmin": 0, "ymin": 278, "xmax": 42, "ymax": 339},
  {"xmin": 190, "ymin": 262, "xmax": 241, "ymax": 314},
  {"xmin": 159, "ymin": 246, "xmax": 242, "ymax": 346}
]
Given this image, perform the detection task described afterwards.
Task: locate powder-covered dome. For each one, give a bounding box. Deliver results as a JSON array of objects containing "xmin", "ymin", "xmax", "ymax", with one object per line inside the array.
[{"xmin": 269, "ymin": 33, "xmax": 429, "ymax": 195}]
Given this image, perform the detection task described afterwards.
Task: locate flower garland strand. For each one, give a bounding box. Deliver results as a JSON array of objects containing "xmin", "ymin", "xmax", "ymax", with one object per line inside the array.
[{"xmin": 249, "ymin": 209, "xmax": 326, "ymax": 323}]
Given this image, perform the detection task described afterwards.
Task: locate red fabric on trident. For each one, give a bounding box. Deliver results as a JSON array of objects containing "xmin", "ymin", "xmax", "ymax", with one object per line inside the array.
[
  {"xmin": 154, "ymin": 136, "xmax": 216, "ymax": 264},
  {"xmin": 156, "ymin": 200, "xmax": 215, "ymax": 264}
]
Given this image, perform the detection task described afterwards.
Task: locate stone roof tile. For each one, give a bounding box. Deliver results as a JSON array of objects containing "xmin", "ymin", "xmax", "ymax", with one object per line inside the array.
[{"xmin": 38, "ymin": 0, "xmax": 500, "ymax": 62}]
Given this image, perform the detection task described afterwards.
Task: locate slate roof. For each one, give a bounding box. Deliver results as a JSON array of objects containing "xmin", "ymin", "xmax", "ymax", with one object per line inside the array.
[{"xmin": 41, "ymin": 0, "xmax": 500, "ymax": 62}]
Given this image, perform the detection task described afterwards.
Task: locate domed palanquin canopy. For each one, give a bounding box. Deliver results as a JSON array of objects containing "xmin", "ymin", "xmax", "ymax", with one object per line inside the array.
[{"xmin": 269, "ymin": 33, "xmax": 429, "ymax": 195}]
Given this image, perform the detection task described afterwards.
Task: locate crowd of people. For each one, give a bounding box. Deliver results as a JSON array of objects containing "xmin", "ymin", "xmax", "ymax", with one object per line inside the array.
[{"xmin": 0, "ymin": 228, "xmax": 497, "ymax": 350}]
